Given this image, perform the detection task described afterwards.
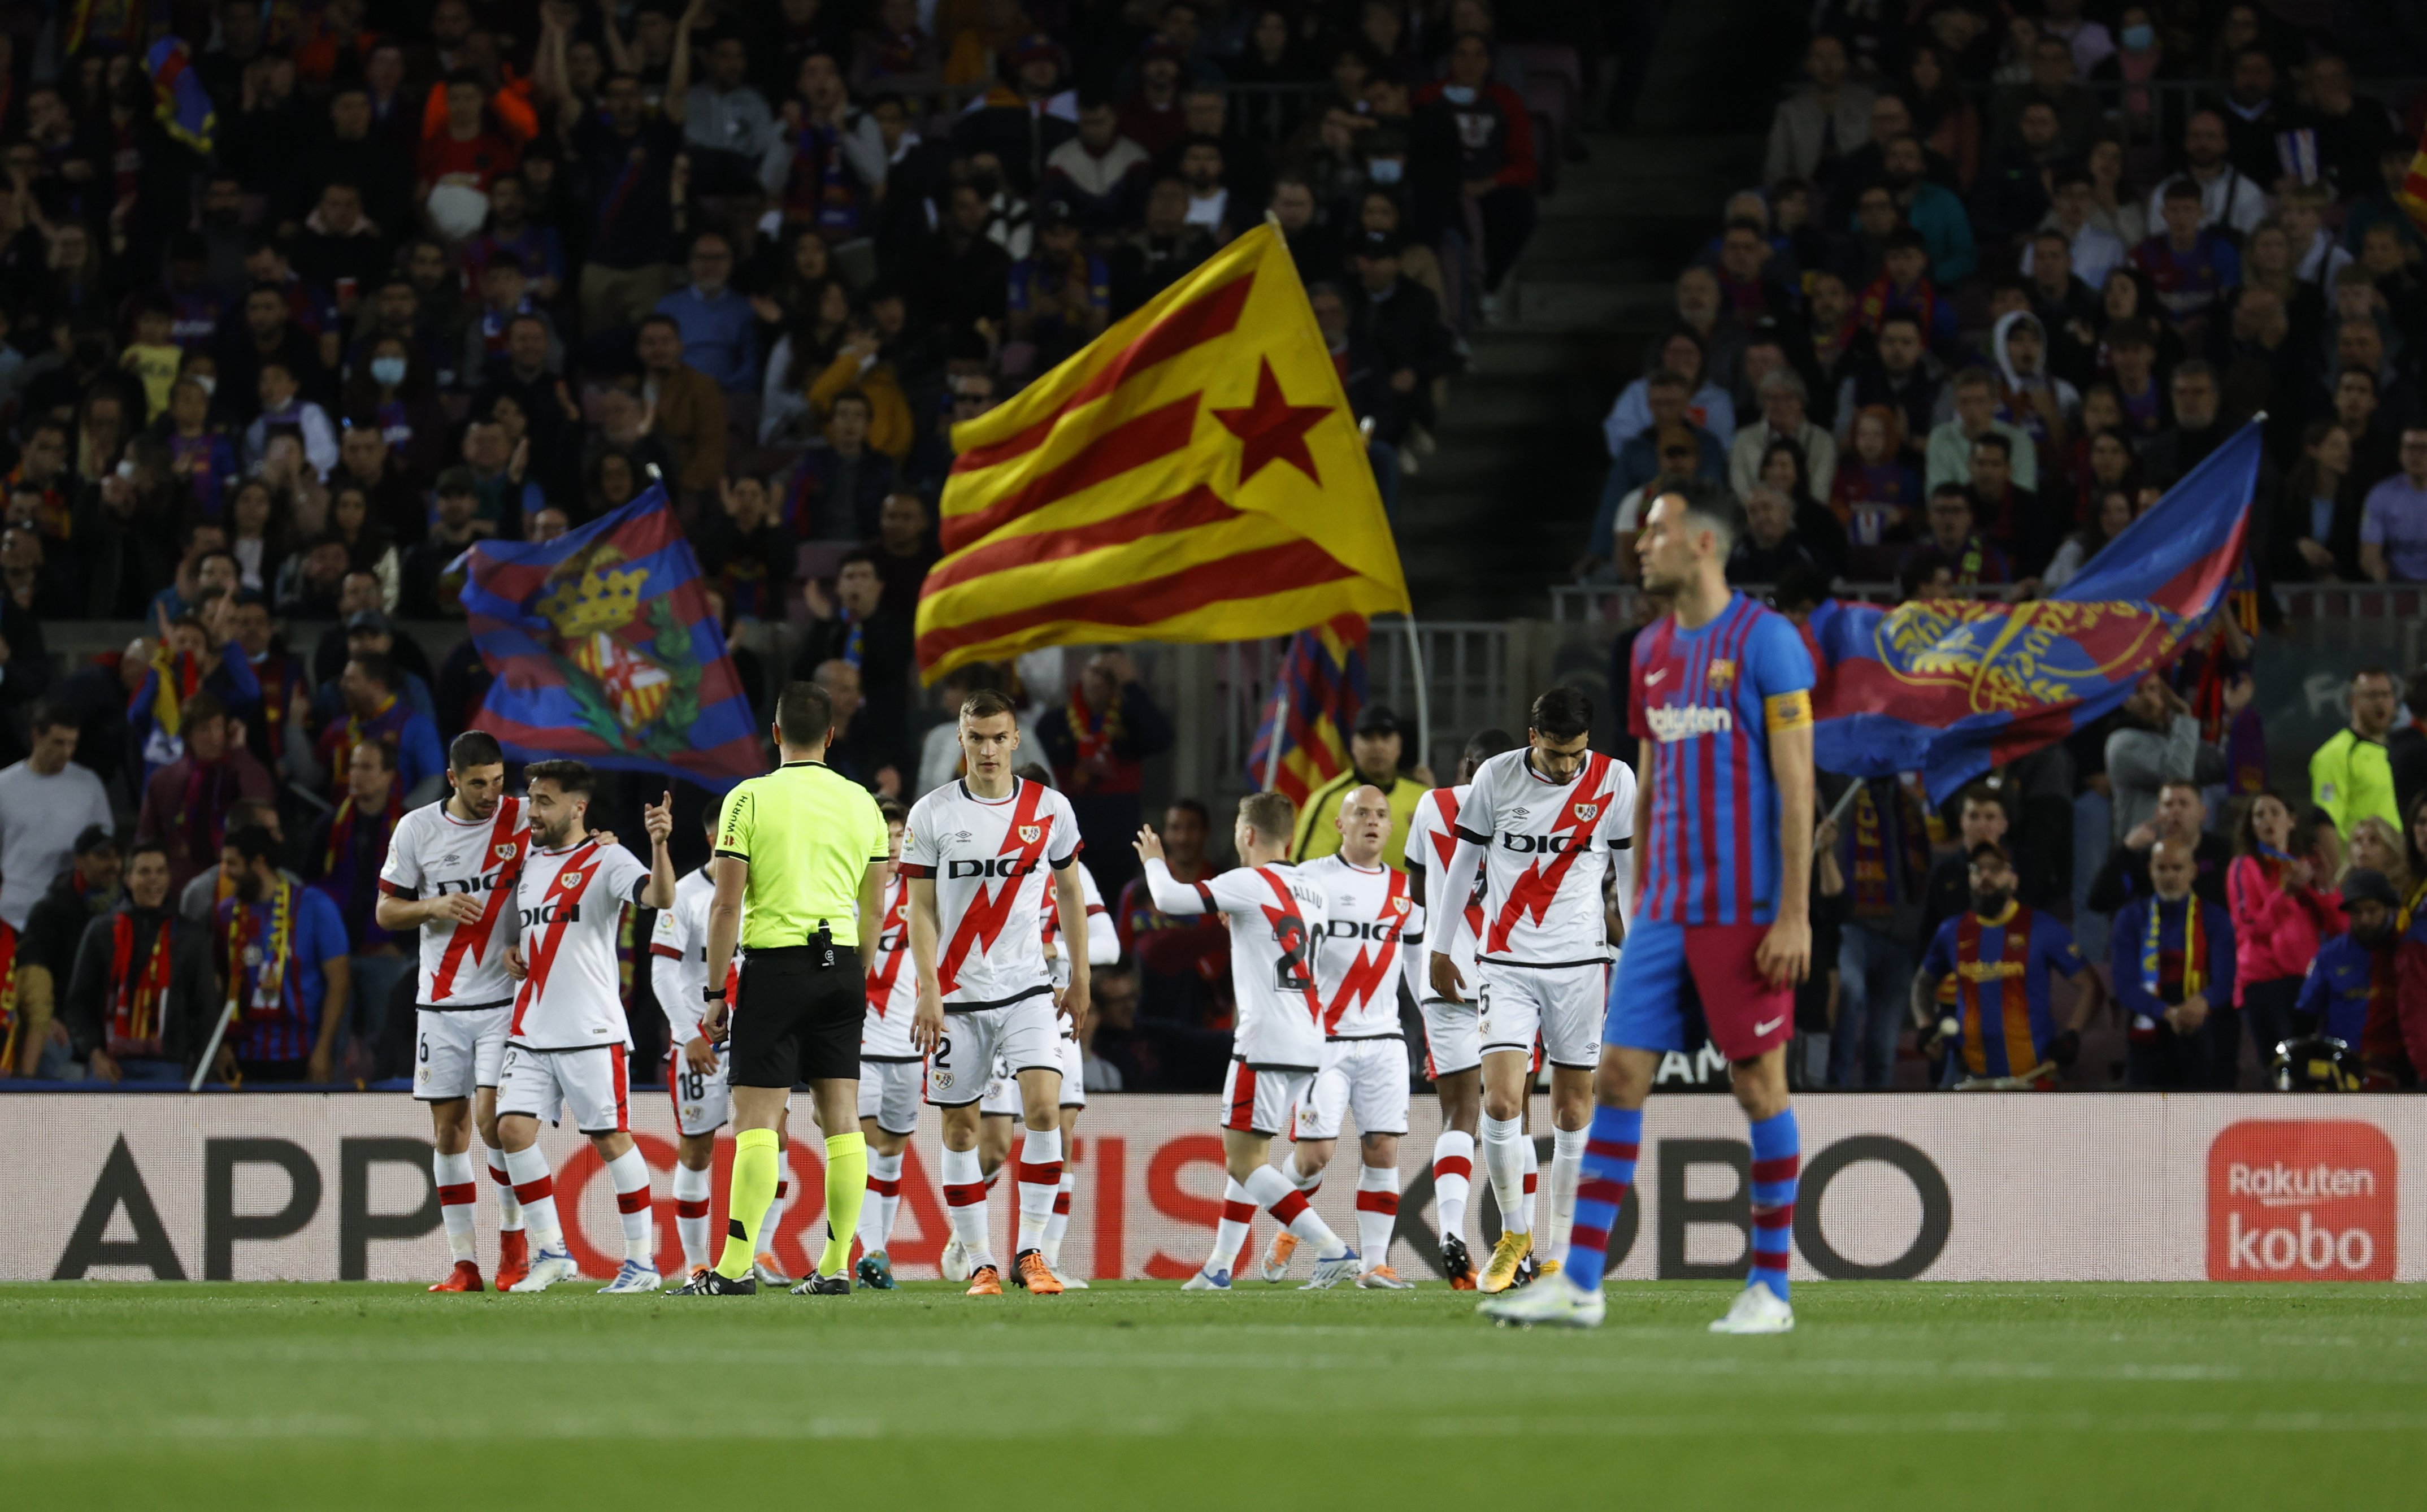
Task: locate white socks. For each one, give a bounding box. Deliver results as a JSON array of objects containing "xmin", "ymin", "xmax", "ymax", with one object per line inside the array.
[
  {"xmin": 1245, "ymin": 1163, "xmax": 1346, "ymax": 1258},
  {"xmin": 502, "ymin": 1144, "xmax": 561, "ymax": 1248},
  {"xmin": 486, "ymin": 1146, "xmax": 524, "ymax": 1231},
  {"xmin": 672, "ymin": 1161, "xmax": 713, "ymax": 1271},
  {"xmin": 1519, "ymin": 1135, "xmax": 1539, "ymax": 1234},
  {"xmin": 1432, "ymin": 1130, "xmax": 1474, "ymax": 1247},
  {"xmin": 1015, "ymin": 1127, "xmax": 1064, "ymax": 1255},
  {"xmin": 1044, "ymin": 1170, "xmax": 1074, "ymax": 1266},
  {"xmin": 860, "ymin": 1149, "xmax": 904, "ymax": 1256},
  {"xmin": 604, "ymin": 1146, "xmax": 654, "ymax": 1264},
  {"xmin": 1480, "ymin": 1114, "xmax": 1528, "ymax": 1236},
  {"xmin": 1208, "ymin": 1176, "xmax": 1256, "ymax": 1275},
  {"xmin": 941, "ymin": 1146, "xmax": 995, "ymax": 1271},
  {"xmin": 1549, "ymin": 1126, "xmax": 1589, "ymax": 1266},
  {"xmin": 1354, "ymin": 1165, "xmax": 1399, "ymax": 1267},
  {"xmin": 434, "ymin": 1149, "xmax": 477, "ymax": 1263}
]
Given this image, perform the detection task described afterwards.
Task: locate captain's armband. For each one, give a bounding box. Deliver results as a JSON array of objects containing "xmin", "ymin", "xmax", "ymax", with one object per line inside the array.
[{"xmin": 1764, "ymin": 689, "xmax": 1812, "ymax": 732}]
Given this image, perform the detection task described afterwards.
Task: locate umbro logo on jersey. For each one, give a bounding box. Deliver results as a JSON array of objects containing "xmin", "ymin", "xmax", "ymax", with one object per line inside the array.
[
  {"xmin": 439, "ymin": 853, "xmax": 462, "ymax": 867},
  {"xmin": 1510, "ymin": 807, "xmax": 1530, "ymax": 819},
  {"xmin": 952, "ymin": 831, "xmax": 974, "ymax": 842}
]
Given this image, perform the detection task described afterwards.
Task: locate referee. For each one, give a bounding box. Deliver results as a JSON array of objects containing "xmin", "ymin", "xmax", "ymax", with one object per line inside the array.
[{"xmin": 683, "ymin": 681, "xmax": 891, "ymax": 1296}]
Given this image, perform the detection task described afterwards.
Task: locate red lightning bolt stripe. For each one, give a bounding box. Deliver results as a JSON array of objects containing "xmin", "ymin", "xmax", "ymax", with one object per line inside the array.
[
  {"xmin": 937, "ymin": 780, "xmax": 1052, "ymax": 995},
  {"xmin": 1485, "ymin": 754, "xmax": 1614, "ymax": 955},
  {"xmin": 866, "ymin": 877, "xmax": 910, "ymax": 1016},
  {"xmin": 1323, "ymin": 868, "xmax": 1409, "ymax": 1033},
  {"xmin": 1252, "ymin": 866, "xmax": 1323, "ymax": 1027},
  {"xmin": 1425, "ymin": 787, "xmax": 1486, "ymax": 945}
]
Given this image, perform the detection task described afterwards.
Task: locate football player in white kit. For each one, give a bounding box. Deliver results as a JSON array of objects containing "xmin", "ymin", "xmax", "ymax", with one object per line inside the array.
[
  {"xmin": 1257, "ymin": 784, "xmax": 1426, "ymax": 1289},
  {"xmin": 493, "ymin": 761, "xmax": 678, "ymax": 1293},
  {"xmin": 1136, "ymin": 790, "xmax": 1361, "ymax": 1291},
  {"xmin": 852, "ymin": 800, "xmax": 915, "ymax": 1289},
  {"xmin": 649, "ymin": 806, "xmax": 792, "ymax": 1287},
  {"xmin": 1427, "ymin": 689, "xmax": 1634, "ymax": 1294},
  {"xmin": 1403, "ymin": 728, "xmax": 1519, "ymax": 1289},
  {"xmin": 904, "ymin": 690, "xmax": 1093, "ymax": 1296},
  {"xmin": 951, "ymin": 764, "xmax": 1118, "ymax": 1287},
  {"xmin": 376, "ymin": 731, "xmax": 533, "ymax": 1292}
]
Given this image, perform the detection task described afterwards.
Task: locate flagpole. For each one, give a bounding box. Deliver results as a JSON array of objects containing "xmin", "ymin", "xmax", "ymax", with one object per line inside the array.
[
  {"xmin": 1399, "ymin": 616, "xmax": 1429, "ymax": 778},
  {"xmin": 1262, "ymin": 665, "xmax": 1288, "ymax": 792}
]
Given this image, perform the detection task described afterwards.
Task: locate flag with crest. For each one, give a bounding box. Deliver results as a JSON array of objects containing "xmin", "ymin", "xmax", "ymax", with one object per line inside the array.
[{"xmin": 1243, "ymin": 614, "xmax": 1369, "ymax": 804}]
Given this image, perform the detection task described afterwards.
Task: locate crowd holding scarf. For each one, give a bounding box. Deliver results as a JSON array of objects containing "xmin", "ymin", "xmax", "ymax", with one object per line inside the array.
[
  {"xmin": 129, "ymin": 638, "xmax": 262, "ymax": 784},
  {"xmin": 217, "ymin": 878, "xmax": 307, "ymax": 1061},
  {"xmin": 314, "ymin": 780, "xmax": 405, "ymax": 949},
  {"xmin": 783, "ymin": 119, "xmax": 868, "ymax": 237},
  {"xmin": 1844, "ymin": 777, "xmax": 1932, "ymax": 920},
  {"xmin": 106, "ymin": 910, "xmax": 176, "ymax": 1058},
  {"xmin": 316, "ymin": 692, "xmax": 413, "ymax": 796},
  {"xmin": 2178, "ymin": 603, "xmax": 2266, "ymax": 797},
  {"xmin": 2129, "ymin": 894, "xmax": 2209, "ymax": 1044},
  {"xmin": 1063, "ymin": 677, "xmax": 1135, "ymax": 796}
]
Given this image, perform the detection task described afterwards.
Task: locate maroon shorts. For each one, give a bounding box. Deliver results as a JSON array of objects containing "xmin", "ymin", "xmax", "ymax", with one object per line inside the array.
[{"xmin": 1608, "ymin": 919, "xmax": 1795, "ymax": 1063}]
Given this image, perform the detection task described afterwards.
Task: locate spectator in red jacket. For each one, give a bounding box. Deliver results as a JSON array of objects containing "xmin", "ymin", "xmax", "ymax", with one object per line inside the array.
[
  {"xmin": 1413, "ymin": 32, "xmax": 1537, "ymax": 302},
  {"xmin": 132, "ymin": 692, "xmax": 276, "ymax": 894}
]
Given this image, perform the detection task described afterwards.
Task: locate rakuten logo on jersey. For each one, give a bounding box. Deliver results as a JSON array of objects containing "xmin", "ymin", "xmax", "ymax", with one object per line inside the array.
[
  {"xmin": 2205, "ymin": 1120, "xmax": 2395, "ymax": 1281},
  {"xmin": 1643, "ymin": 705, "xmax": 1732, "ymax": 741}
]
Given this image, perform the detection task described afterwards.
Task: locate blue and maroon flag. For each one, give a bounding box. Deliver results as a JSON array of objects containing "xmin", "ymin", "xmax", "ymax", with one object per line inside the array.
[
  {"xmin": 461, "ymin": 485, "xmax": 761, "ymax": 789},
  {"xmin": 146, "ymin": 37, "xmax": 215, "ymax": 155},
  {"xmin": 1243, "ymin": 613, "xmax": 1367, "ymax": 803},
  {"xmin": 1808, "ymin": 421, "xmax": 2262, "ymax": 802}
]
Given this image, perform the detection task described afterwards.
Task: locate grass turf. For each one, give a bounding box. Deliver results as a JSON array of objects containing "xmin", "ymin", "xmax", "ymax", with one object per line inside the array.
[{"xmin": 6, "ymin": 1280, "xmax": 2425, "ymax": 1510}]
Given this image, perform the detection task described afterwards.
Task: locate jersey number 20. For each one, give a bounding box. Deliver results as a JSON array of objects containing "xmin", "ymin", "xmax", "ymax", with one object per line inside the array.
[{"xmin": 1271, "ymin": 913, "xmax": 1313, "ymax": 992}]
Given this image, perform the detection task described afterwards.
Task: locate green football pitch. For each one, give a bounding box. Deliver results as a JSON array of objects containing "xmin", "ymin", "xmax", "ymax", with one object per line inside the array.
[{"xmin": 7, "ymin": 1281, "xmax": 2425, "ymax": 1510}]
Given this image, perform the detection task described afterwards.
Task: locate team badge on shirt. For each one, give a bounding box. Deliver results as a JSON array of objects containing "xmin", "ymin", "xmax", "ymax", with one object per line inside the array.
[
  {"xmin": 1019, "ymin": 824, "xmax": 1041, "ymax": 844},
  {"xmin": 496, "ymin": 842, "xmax": 518, "ymax": 860},
  {"xmin": 1709, "ymin": 658, "xmax": 1736, "ymax": 690},
  {"xmin": 1574, "ymin": 802, "xmax": 1600, "ymax": 822}
]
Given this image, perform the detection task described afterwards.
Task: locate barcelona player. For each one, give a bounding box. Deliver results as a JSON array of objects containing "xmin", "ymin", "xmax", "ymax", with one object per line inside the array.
[
  {"xmin": 1483, "ymin": 486, "xmax": 1816, "ymax": 1333},
  {"xmin": 1910, "ymin": 842, "xmax": 2104, "ymax": 1088}
]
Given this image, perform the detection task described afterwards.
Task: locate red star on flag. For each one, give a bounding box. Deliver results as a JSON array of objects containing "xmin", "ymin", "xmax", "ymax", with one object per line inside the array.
[{"xmin": 1213, "ymin": 357, "xmax": 1332, "ymax": 486}]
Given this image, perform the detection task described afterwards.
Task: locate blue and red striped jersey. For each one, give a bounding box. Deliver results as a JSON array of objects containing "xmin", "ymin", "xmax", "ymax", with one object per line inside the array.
[
  {"xmin": 1629, "ymin": 592, "xmax": 1814, "ymax": 926},
  {"xmin": 1920, "ymin": 903, "xmax": 2087, "ymax": 1077}
]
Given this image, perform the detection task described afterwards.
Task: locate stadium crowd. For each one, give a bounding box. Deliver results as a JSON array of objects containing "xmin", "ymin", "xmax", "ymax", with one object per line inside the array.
[
  {"xmin": 1583, "ymin": 3, "xmax": 2427, "ymax": 1090},
  {"xmin": 0, "ymin": 0, "xmax": 1584, "ymax": 1091}
]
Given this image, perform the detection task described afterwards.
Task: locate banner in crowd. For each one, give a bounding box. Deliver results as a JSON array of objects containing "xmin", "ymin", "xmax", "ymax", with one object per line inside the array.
[
  {"xmin": 915, "ymin": 223, "xmax": 1410, "ymax": 680},
  {"xmin": 1808, "ymin": 423, "xmax": 2260, "ymax": 801},
  {"xmin": 459, "ymin": 485, "xmax": 761, "ymax": 790},
  {"xmin": 1242, "ymin": 613, "xmax": 1369, "ymax": 803},
  {"xmin": 10, "ymin": 1093, "xmax": 2424, "ymax": 1284}
]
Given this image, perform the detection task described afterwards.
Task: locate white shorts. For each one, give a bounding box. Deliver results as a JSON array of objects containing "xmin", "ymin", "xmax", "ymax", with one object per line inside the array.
[
  {"xmin": 1295, "ymin": 1037, "xmax": 1410, "ymax": 1140},
  {"xmin": 979, "ymin": 1055, "xmax": 1021, "ymax": 1117},
  {"xmin": 976, "ymin": 1029, "xmax": 1087, "ymax": 1115},
  {"xmin": 926, "ymin": 995, "xmax": 1059, "ymax": 1107},
  {"xmin": 413, "ymin": 1006, "xmax": 510, "ymax": 1103},
  {"xmin": 1221, "ymin": 1057, "xmax": 1313, "ymax": 1137},
  {"xmin": 664, "ymin": 1040, "xmax": 730, "ymax": 1137},
  {"xmin": 1479, "ymin": 959, "xmax": 1612, "ymax": 1070},
  {"xmin": 858, "ymin": 1058, "xmax": 921, "ymax": 1135},
  {"xmin": 1418, "ymin": 997, "xmax": 1482, "ymax": 1079},
  {"xmin": 498, "ymin": 1043, "xmax": 632, "ymax": 1135}
]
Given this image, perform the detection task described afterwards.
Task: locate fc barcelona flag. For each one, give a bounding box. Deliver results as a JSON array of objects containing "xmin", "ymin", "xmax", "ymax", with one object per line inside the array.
[
  {"xmin": 1243, "ymin": 614, "xmax": 1368, "ymax": 804},
  {"xmin": 459, "ymin": 485, "xmax": 761, "ymax": 789},
  {"xmin": 146, "ymin": 37, "xmax": 215, "ymax": 155},
  {"xmin": 1808, "ymin": 422, "xmax": 2262, "ymax": 801},
  {"xmin": 915, "ymin": 224, "xmax": 1410, "ymax": 680}
]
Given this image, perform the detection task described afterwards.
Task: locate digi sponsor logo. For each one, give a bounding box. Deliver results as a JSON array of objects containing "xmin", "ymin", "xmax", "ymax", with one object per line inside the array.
[{"xmin": 2206, "ymin": 1121, "xmax": 2395, "ymax": 1281}]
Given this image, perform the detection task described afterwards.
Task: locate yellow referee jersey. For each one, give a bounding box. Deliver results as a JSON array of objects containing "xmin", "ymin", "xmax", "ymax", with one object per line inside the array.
[
  {"xmin": 715, "ymin": 760, "xmax": 890, "ymax": 948},
  {"xmin": 1290, "ymin": 770, "xmax": 1428, "ymax": 870}
]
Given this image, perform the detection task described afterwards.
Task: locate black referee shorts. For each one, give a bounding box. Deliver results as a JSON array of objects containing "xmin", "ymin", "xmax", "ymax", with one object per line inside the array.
[{"xmin": 730, "ymin": 944, "xmax": 866, "ymax": 1088}]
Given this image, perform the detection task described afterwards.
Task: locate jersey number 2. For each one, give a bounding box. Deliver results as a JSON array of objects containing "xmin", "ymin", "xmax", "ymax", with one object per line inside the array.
[{"xmin": 1271, "ymin": 914, "xmax": 1314, "ymax": 992}]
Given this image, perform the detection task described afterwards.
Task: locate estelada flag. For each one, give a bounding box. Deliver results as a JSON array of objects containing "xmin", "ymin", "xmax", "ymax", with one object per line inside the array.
[
  {"xmin": 1807, "ymin": 422, "xmax": 2261, "ymax": 802},
  {"xmin": 459, "ymin": 484, "xmax": 762, "ymax": 790},
  {"xmin": 915, "ymin": 223, "xmax": 1410, "ymax": 680}
]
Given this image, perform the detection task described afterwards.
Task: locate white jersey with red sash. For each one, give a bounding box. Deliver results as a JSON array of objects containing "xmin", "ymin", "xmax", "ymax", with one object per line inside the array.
[
  {"xmin": 380, "ymin": 796, "xmax": 529, "ymax": 1010},
  {"xmin": 1457, "ymin": 748, "xmax": 1636, "ymax": 968},
  {"xmin": 1192, "ymin": 863, "xmax": 1332, "ymax": 1069},
  {"xmin": 862, "ymin": 872, "xmax": 917, "ymax": 1057},
  {"xmin": 508, "ymin": 837, "xmax": 652, "ymax": 1050},
  {"xmin": 899, "ymin": 777, "xmax": 1083, "ymax": 1010},
  {"xmin": 1300, "ymin": 854, "xmax": 1423, "ymax": 1039},
  {"xmin": 1404, "ymin": 784, "xmax": 1480, "ymax": 995}
]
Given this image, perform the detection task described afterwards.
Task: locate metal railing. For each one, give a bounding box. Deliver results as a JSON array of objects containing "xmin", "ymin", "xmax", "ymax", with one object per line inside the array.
[{"xmin": 1548, "ymin": 581, "xmax": 2014, "ymax": 624}]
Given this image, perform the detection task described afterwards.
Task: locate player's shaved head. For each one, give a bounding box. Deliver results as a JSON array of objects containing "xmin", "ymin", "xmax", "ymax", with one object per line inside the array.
[{"xmin": 1335, "ymin": 783, "xmax": 1392, "ymax": 866}]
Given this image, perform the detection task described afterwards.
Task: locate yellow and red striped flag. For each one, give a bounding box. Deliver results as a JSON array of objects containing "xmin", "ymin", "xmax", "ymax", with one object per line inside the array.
[
  {"xmin": 2400, "ymin": 118, "xmax": 2427, "ymax": 233},
  {"xmin": 914, "ymin": 223, "xmax": 1410, "ymax": 680}
]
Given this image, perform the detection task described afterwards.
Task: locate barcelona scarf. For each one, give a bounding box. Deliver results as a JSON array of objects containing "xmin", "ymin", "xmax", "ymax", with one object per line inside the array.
[
  {"xmin": 1847, "ymin": 779, "xmax": 1930, "ymax": 916},
  {"xmin": 2139, "ymin": 896, "xmax": 2205, "ymax": 1005},
  {"xmin": 1065, "ymin": 680, "xmax": 1132, "ymax": 794},
  {"xmin": 319, "ymin": 694, "xmax": 412, "ymax": 790},
  {"xmin": 318, "ymin": 784, "xmax": 406, "ymax": 946},
  {"xmin": 107, "ymin": 913, "xmax": 175, "ymax": 1056},
  {"xmin": 221, "ymin": 880, "xmax": 298, "ymax": 1023}
]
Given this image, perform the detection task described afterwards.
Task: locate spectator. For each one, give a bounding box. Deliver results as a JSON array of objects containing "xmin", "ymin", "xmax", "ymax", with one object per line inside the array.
[
  {"xmin": 2107, "ymin": 672, "xmax": 2226, "ymax": 846},
  {"xmin": 1972, "ymin": 99, "xmax": 2069, "ymax": 247},
  {"xmin": 655, "ymin": 233, "xmax": 759, "ymax": 396},
  {"xmin": 1876, "ymin": 136, "xmax": 1977, "ymax": 288},
  {"xmin": 2295, "ymin": 868, "xmax": 2401, "ymax": 1070},
  {"xmin": 1913, "ymin": 840, "xmax": 2101, "ymax": 1087},
  {"xmin": 298, "ymin": 654, "xmax": 445, "ymax": 803},
  {"xmin": 1045, "ymin": 96, "xmax": 1152, "ymax": 235},
  {"xmin": 1601, "ymin": 370, "xmax": 1729, "ymax": 517},
  {"xmin": 1828, "ymin": 774, "xmax": 1931, "ymax": 1089},
  {"xmin": 1902, "ymin": 485, "xmax": 2010, "ymax": 589},
  {"xmin": 2132, "ymin": 180, "xmax": 2242, "ymax": 338},
  {"xmin": 866, "ymin": 491, "xmax": 939, "ymax": 607},
  {"xmin": 2086, "ymin": 775, "xmax": 2231, "ymax": 916},
  {"xmin": 2391, "ymin": 670, "xmax": 2427, "ymax": 826},
  {"xmin": 636, "ymin": 314, "xmax": 728, "ymax": 499},
  {"xmin": 244, "ymin": 361, "xmax": 340, "ymax": 477},
  {"xmin": 1731, "ymin": 370, "xmax": 1837, "ymax": 501},
  {"xmin": 2312, "ymin": 666, "xmax": 2402, "ymax": 838},
  {"xmin": 694, "ymin": 475, "xmax": 795, "ymax": 624},
  {"xmin": 1920, "ymin": 784, "xmax": 2011, "ymax": 944},
  {"xmin": 208, "ymin": 824, "xmax": 350, "ymax": 1085},
  {"xmin": 1828, "ymin": 404, "xmax": 1923, "ymax": 554},
  {"xmin": 1290, "ymin": 703, "xmax": 1429, "ymax": 868},
  {"xmin": 1005, "ymin": 200, "xmax": 1111, "ymax": 372},
  {"xmin": 1726, "ymin": 485, "xmax": 1825, "ymax": 585},
  {"xmin": 787, "ymin": 391, "xmax": 899, "ymax": 541},
  {"xmin": 554, "ymin": 25, "xmax": 700, "ymax": 334},
  {"xmin": 1607, "ymin": 329, "xmax": 1738, "ymax": 456},
  {"xmin": 2030, "ymin": 176, "xmax": 2126, "ymax": 299},
  {"xmin": 2229, "ymin": 788, "xmax": 2343, "ymax": 1086},
  {"xmin": 795, "ymin": 550, "xmax": 914, "ymax": 764},
  {"xmin": 1926, "ymin": 367, "xmax": 2038, "ymax": 493},
  {"xmin": 681, "ymin": 33, "xmax": 780, "ymax": 194},
  {"xmin": 1988, "ymin": 310, "xmax": 2078, "ymax": 466},
  {"xmin": 62, "ymin": 841, "xmax": 220, "ymax": 1083},
  {"xmin": 1114, "ymin": 796, "xmax": 1231, "ymax": 1075},
  {"xmin": 1583, "ymin": 432, "xmax": 1704, "ymax": 582},
  {"xmin": 807, "ymin": 658, "xmax": 900, "ymax": 796},
  {"xmin": 302, "ymin": 738, "xmax": 410, "ymax": 1069},
  {"xmin": 0, "ymin": 707, "xmax": 118, "ymax": 931},
  {"xmin": 132, "ymin": 691, "xmax": 277, "ymax": 895},
  {"xmin": 1411, "ymin": 32, "xmax": 1537, "ymax": 301},
  {"xmin": 11, "ymin": 824, "xmax": 121, "ymax": 1077},
  {"xmin": 1036, "ymin": 649, "xmax": 1176, "ymax": 893},
  {"xmin": 2144, "ymin": 109, "xmax": 2267, "ymax": 240},
  {"xmin": 1763, "ymin": 34, "xmax": 1872, "ymax": 187},
  {"xmin": 1834, "ymin": 311, "xmax": 1942, "ymax": 453},
  {"xmin": 1965, "ymin": 435, "xmax": 2048, "ymax": 578},
  {"xmin": 2360, "ymin": 428, "xmax": 2427, "ymax": 584},
  {"xmin": 1345, "ymin": 232, "xmax": 1453, "ymax": 447},
  {"xmin": 2112, "ymin": 836, "xmax": 2237, "ymax": 1089},
  {"xmin": 1669, "ymin": 266, "xmax": 1748, "ymax": 399}
]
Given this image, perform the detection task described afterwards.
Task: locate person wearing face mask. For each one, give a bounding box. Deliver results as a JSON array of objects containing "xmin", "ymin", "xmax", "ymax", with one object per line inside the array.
[
  {"xmin": 1912, "ymin": 841, "xmax": 2103, "ymax": 1088},
  {"xmin": 2111, "ymin": 836, "xmax": 2237, "ymax": 1089},
  {"xmin": 1410, "ymin": 33, "xmax": 1538, "ymax": 307}
]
